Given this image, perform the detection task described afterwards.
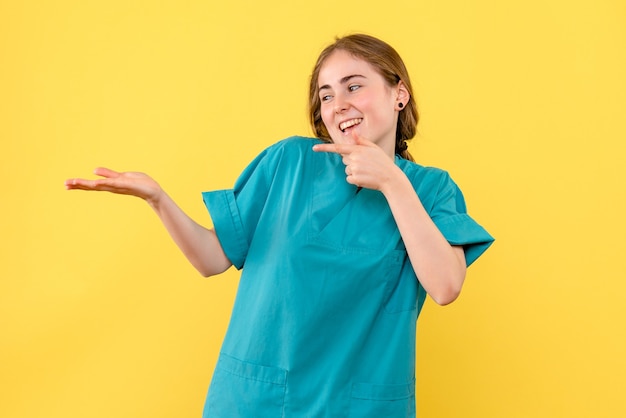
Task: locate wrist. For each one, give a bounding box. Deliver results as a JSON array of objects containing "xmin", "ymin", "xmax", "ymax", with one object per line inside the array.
[
  {"xmin": 380, "ymin": 165, "xmax": 411, "ymax": 197},
  {"xmin": 146, "ymin": 188, "xmax": 166, "ymax": 210}
]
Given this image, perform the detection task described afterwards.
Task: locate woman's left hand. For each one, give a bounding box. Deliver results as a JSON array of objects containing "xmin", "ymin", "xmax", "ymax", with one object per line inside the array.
[{"xmin": 312, "ymin": 131, "xmax": 400, "ymax": 192}]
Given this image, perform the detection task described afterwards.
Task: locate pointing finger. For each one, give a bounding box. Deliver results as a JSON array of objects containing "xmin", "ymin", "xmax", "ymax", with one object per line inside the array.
[{"xmin": 312, "ymin": 143, "xmax": 356, "ymax": 155}]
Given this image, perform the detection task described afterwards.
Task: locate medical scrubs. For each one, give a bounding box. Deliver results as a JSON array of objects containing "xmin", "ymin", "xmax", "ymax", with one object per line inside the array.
[{"xmin": 201, "ymin": 136, "xmax": 494, "ymax": 417}]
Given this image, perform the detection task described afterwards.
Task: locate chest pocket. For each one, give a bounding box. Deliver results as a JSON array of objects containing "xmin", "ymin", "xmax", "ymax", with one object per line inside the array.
[
  {"xmin": 309, "ymin": 187, "xmax": 401, "ymax": 252},
  {"xmin": 309, "ymin": 186, "xmax": 420, "ymax": 314},
  {"xmin": 305, "ymin": 187, "xmax": 410, "ymax": 313}
]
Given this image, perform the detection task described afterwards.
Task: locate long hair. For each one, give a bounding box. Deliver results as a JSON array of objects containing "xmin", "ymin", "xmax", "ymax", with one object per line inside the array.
[{"xmin": 308, "ymin": 34, "xmax": 418, "ymax": 161}]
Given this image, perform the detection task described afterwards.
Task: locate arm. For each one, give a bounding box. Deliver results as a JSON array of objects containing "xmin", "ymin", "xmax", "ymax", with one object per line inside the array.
[
  {"xmin": 313, "ymin": 135, "xmax": 465, "ymax": 305},
  {"xmin": 380, "ymin": 169, "xmax": 466, "ymax": 305},
  {"xmin": 65, "ymin": 168, "xmax": 232, "ymax": 277}
]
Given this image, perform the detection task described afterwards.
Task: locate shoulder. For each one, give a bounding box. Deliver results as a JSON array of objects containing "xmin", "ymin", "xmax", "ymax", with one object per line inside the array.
[
  {"xmin": 254, "ymin": 136, "xmax": 325, "ymax": 168},
  {"xmin": 240, "ymin": 136, "xmax": 325, "ymax": 179},
  {"xmin": 266, "ymin": 136, "xmax": 324, "ymax": 156},
  {"xmin": 397, "ymin": 157, "xmax": 453, "ymax": 192},
  {"xmin": 396, "ymin": 158, "xmax": 467, "ymax": 211},
  {"xmin": 397, "ymin": 158, "xmax": 471, "ymax": 214}
]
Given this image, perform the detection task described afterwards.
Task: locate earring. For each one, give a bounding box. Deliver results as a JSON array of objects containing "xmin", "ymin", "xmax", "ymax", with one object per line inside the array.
[{"xmin": 398, "ymin": 102, "xmax": 404, "ymax": 109}]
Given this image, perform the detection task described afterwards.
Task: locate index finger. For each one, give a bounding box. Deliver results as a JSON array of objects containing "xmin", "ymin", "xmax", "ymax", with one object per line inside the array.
[{"xmin": 312, "ymin": 143, "xmax": 356, "ymax": 155}]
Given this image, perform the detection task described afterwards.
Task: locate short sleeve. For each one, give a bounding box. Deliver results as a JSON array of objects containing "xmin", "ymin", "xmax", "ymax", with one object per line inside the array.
[
  {"xmin": 429, "ymin": 172, "xmax": 494, "ymax": 266},
  {"xmin": 202, "ymin": 145, "xmax": 282, "ymax": 270}
]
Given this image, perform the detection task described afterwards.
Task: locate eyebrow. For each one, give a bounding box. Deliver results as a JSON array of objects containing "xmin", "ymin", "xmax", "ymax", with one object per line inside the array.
[{"xmin": 318, "ymin": 74, "xmax": 366, "ymax": 92}]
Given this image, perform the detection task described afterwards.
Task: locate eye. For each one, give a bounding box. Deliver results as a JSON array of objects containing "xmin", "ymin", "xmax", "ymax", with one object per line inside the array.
[
  {"xmin": 320, "ymin": 94, "xmax": 332, "ymax": 102},
  {"xmin": 348, "ymin": 84, "xmax": 361, "ymax": 92}
]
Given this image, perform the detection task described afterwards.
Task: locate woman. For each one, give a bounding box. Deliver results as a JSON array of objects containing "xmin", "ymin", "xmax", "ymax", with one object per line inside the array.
[{"xmin": 66, "ymin": 34, "xmax": 493, "ymax": 417}]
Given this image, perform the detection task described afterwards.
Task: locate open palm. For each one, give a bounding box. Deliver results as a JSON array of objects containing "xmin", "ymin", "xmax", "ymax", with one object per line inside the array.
[{"xmin": 65, "ymin": 167, "xmax": 162, "ymax": 203}]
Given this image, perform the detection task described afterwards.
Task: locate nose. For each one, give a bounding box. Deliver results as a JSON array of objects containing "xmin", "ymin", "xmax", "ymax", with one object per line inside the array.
[{"xmin": 334, "ymin": 92, "xmax": 348, "ymax": 114}]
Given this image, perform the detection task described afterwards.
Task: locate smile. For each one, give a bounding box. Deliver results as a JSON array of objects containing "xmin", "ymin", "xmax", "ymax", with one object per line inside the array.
[{"xmin": 339, "ymin": 118, "xmax": 363, "ymax": 132}]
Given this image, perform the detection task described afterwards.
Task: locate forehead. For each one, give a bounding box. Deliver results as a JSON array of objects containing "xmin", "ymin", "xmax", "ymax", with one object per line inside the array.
[{"xmin": 317, "ymin": 50, "xmax": 380, "ymax": 87}]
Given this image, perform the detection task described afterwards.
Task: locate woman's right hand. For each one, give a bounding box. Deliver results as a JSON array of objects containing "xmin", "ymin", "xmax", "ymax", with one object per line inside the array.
[
  {"xmin": 66, "ymin": 167, "xmax": 232, "ymax": 276},
  {"xmin": 65, "ymin": 167, "xmax": 163, "ymax": 205}
]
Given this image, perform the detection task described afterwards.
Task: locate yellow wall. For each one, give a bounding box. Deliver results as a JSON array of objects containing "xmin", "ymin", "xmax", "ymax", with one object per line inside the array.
[{"xmin": 1, "ymin": 0, "xmax": 624, "ymax": 417}]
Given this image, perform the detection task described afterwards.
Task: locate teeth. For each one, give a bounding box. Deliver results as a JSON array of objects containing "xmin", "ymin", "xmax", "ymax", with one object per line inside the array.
[{"xmin": 339, "ymin": 118, "xmax": 363, "ymax": 132}]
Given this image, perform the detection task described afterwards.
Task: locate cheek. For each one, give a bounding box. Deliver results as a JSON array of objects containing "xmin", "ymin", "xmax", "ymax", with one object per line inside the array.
[{"xmin": 320, "ymin": 107, "xmax": 335, "ymax": 131}]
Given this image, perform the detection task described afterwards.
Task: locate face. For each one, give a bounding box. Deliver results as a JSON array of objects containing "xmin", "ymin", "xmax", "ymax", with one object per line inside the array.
[{"xmin": 317, "ymin": 50, "xmax": 403, "ymax": 155}]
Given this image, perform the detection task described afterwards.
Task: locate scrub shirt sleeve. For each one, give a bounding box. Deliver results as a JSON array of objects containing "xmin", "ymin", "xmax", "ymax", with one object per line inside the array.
[
  {"xmin": 201, "ymin": 145, "xmax": 281, "ymax": 270},
  {"xmin": 430, "ymin": 172, "xmax": 494, "ymax": 266}
]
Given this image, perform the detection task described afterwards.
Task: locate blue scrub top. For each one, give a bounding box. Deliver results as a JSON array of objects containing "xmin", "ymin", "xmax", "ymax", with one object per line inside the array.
[{"xmin": 201, "ymin": 137, "xmax": 494, "ymax": 417}]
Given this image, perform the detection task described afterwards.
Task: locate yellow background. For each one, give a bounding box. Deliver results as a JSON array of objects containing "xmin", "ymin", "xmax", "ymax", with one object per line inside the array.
[{"xmin": 1, "ymin": 0, "xmax": 625, "ymax": 417}]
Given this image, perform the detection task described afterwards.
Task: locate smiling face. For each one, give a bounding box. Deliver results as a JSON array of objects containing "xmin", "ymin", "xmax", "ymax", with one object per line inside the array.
[{"xmin": 317, "ymin": 50, "xmax": 404, "ymax": 156}]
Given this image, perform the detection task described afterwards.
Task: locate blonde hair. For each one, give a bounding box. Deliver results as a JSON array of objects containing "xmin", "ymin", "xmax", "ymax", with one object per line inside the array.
[{"xmin": 308, "ymin": 34, "xmax": 418, "ymax": 161}]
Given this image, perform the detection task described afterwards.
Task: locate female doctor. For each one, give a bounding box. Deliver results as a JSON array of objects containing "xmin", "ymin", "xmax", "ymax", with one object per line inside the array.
[{"xmin": 66, "ymin": 34, "xmax": 493, "ymax": 417}]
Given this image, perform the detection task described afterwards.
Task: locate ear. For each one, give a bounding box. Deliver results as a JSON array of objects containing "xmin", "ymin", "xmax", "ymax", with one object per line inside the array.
[{"xmin": 395, "ymin": 80, "xmax": 410, "ymax": 109}]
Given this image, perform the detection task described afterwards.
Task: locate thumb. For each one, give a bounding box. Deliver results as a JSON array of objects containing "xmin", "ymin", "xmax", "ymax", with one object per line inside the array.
[
  {"xmin": 342, "ymin": 129, "xmax": 357, "ymax": 145},
  {"xmin": 351, "ymin": 129, "xmax": 375, "ymax": 147}
]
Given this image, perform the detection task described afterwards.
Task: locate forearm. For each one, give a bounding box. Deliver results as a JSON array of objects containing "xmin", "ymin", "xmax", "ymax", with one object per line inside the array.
[
  {"xmin": 147, "ymin": 191, "xmax": 232, "ymax": 277},
  {"xmin": 382, "ymin": 168, "xmax": 466, "ymax": 305}
]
